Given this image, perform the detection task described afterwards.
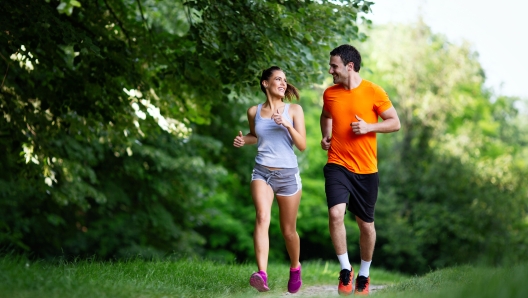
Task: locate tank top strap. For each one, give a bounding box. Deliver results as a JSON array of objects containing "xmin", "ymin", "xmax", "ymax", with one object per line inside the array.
[
  {"xmin": 283, "ymin": 103, "xmax": 290, "ymax": 115},
  {"xmin": 256, "ymin": 104, "xmax": 263, "ymax": 118}
]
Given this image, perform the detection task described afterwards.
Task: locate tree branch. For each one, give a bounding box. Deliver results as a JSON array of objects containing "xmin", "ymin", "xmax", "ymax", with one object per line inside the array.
[
  {"xmin": 0, "ymin": 52, "xmax": 11, "ymax": 90},
  {"xmin": 102, "ymin": 0, "xmax": 131, "ymax": 47},
  {"xmin": 135, "ymin": 0, "xmax": 176, "ymax": 70}
]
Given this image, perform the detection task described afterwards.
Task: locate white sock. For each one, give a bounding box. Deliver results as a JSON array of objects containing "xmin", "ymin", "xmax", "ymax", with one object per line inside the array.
[
  {"xmin": 358, "ymin": 259, "xmax": 371, "ymax": 277},
  {"xmin": 337, "ymin": 253, "xmax": 352, "ymax": 271}
]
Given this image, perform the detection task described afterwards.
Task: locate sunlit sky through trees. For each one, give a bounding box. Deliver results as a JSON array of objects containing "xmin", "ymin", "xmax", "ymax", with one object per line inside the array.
[{"xmin": 368, "ymin": 0, "xmax": 528, "ymax": 99}]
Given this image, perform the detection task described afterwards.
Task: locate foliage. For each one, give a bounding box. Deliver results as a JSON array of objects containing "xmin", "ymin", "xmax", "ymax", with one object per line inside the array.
[
  {"xmin": 358, "ymin": 22, "xmax": 528, "ymax": 273},
  {"xmin": 2, "ymin": 0, "xmax": 527, "ymax": 275},
  {"xmin": 0, "ymin": 0, "xmax": 373, "ymax": 259}
]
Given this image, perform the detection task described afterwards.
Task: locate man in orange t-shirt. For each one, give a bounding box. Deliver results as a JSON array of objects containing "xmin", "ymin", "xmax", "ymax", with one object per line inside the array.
[{"xmin": 320, "ymin": 44, "xmax": 400, "ymax": 296}]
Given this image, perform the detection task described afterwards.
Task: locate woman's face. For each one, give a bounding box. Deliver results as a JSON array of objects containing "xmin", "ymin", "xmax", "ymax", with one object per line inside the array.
[{"xmin": 263, "ymin": 70, "xmax": 287, "ymax": 98}]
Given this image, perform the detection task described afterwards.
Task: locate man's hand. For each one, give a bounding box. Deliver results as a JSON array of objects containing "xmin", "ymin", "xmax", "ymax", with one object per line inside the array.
[
  {"xmin": 233, "ymin": 131, "xmax": 245, "ymax": 147},
  {"xmin": 351, "ymin": 115, "xmax": 369, "ymax": 135},
  {"xmin": 321, "ymin": 136, "xmax": 331, "ymax": 151}
]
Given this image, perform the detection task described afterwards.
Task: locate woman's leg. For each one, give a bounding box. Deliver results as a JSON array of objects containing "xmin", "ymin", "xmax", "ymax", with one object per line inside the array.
[
  {"xmin": 251, "ymin": 179, "xmax": 275, "ymax": 272},
  {"xmin": 276, "ymin": 190, "xmax": 302, "ymax": 268}
]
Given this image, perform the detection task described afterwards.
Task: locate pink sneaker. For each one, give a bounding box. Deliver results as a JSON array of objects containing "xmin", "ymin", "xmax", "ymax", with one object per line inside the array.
[
  {"xmin": 249, "ymin": 270, "xmax": 269, "ymax": 292},
  {"xmin": 288, "ymin": 264, "xmax": 302, "ymax": 293}
]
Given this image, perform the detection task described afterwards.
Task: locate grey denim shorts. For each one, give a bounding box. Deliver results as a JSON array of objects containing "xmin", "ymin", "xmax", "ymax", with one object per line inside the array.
[{"xmin": 251, "ymin": 163, "xmax": 302, "ymax": 196}]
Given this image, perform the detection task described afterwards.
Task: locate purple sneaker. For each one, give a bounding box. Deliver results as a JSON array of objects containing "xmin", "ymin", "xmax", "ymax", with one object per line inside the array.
[
  {"xmin": 249, "ymin": 270, "xmax": 269, "ymax": 292},
  {"xmin": 288, "ymin": 264, "xmax": 302, "ymax": 293}
]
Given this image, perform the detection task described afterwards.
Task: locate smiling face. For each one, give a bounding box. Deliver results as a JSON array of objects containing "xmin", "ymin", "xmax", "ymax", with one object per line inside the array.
[
  {"xmin": 329, "ymin": 55, "xmax": 352, "ymax": 85},
  {"xmin": 262, "ymin": 70, "xmax": 287, "ymax": 98}
]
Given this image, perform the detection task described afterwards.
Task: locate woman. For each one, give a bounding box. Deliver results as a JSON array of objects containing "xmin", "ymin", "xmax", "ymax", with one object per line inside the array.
[{"xmin": 233, "ymin": 66, "xmax": 306, "ymax": 293}]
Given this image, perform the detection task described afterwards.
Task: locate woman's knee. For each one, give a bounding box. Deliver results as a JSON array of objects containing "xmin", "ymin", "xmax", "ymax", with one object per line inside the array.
[
  {"xmin": 281, "ymin": 229, "xmax": 298, "ymax": 242},
  {"xmin": 255, "ymin": 212, "xmax": 271, "ymax": 226}
]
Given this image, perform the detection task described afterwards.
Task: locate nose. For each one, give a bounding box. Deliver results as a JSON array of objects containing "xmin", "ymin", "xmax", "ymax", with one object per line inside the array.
[{"xmin": 328, "ymin": 67, "xmax": 333, "ymax": 74}]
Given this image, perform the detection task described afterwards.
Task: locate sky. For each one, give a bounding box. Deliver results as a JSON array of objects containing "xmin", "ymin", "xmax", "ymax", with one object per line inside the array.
[{"xmin": 367, "ymin": 0, "xmax": 528, "ymax": 99}]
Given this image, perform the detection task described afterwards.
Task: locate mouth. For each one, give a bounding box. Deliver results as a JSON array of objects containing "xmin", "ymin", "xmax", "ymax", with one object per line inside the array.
[{"xmin": 278, "ymin": 87, "xmax": 285, "ymax": 92}]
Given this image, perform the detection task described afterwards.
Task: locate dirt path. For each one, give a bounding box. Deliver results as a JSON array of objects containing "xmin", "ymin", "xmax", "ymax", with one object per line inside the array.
[{"xmin": 280, "ymin": 285, "xmax": 386, "ymax": 297}]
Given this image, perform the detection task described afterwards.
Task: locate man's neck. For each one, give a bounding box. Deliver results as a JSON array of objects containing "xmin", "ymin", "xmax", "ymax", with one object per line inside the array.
[{"xmin": 342, "ymin": 72, "xmax": 362, "ymax": 90}]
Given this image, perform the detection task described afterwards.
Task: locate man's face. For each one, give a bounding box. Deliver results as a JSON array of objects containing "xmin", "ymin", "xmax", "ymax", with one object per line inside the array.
[{"xmin": 329, "ymin": 55, "xmax": 350, "ymax": 85}]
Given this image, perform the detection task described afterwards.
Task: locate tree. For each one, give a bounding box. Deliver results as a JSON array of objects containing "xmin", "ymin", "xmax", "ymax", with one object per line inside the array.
[
  {"xmin": 0, "ymin": 0, "xmax": 373, "ymax": 258},
  {"xmin": 358, "ymin": 21, "xmax": 528, "ymax": 273}
]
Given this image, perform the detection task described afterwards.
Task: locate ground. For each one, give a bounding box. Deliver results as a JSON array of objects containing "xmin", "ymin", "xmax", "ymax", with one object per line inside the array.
[{"xmin": 281, "ymin": 284, "xmax": 386, "ymax": 297}]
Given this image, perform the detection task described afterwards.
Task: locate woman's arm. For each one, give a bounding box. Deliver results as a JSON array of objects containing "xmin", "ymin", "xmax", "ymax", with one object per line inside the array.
[
  {"xmin": 285, "ymin": 104, "xmax": 306, "ymax": 151},
  {"xmin": 233, "ymin": 106, "xmax": 258, "ymax": 147}
]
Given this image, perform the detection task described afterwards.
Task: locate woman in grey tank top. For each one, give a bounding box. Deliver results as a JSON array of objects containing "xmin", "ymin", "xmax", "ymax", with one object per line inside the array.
[{"xmin": 233, "ymin": 66, "xmax": 306, "ymax": 293}]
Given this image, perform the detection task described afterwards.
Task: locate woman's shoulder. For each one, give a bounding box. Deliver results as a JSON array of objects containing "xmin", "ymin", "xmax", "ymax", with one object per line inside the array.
[
  {"xmin": 247, "ymin": 104, "xmax": 259, "ymax": 112},
  {"xmin": 247, "ymin": 105, "xmax": 258, "ymax": 117},
  {"xmin": 288, "ymin": 103, "xmax": 304, "ymax": 112}
]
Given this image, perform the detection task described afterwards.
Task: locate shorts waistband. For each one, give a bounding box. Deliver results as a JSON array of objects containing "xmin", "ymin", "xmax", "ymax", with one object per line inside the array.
[{"xmin": 254, "ymin": 163, "xmax": 298, "ymax": 174}]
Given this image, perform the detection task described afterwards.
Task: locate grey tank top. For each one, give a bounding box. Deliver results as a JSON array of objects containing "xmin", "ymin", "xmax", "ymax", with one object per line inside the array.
[{"xmin": 254, "ymin": 103, "xmax": 298, "ymax": 168}]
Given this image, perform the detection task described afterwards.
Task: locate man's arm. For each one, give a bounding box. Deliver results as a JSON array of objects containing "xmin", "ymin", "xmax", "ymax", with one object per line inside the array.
[
  {"xmin": 320, "ymin": 109, "xmax": 332, "ymax": 150},
  {"xmin": 352, "ymin": 106, "xmax": 401, "ymax": 135}
]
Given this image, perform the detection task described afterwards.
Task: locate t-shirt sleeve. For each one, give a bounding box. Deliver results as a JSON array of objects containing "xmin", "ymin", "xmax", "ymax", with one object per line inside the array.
[
  {"xmin": 322, "ymin": 89, "xmax": 330, "ymax": 112},
  {"xmin": 372, "ymin": 84, "xmax": 392, "ymax": 114}
]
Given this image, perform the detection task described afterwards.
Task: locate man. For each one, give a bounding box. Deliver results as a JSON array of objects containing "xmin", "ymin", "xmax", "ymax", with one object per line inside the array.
[{"xmin": 320, "ymin": 44, "xmax": 400, "ymax": 296}]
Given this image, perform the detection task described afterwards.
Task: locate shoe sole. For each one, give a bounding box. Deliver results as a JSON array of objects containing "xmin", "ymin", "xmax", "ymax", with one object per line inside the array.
[
  {"xmin": 288, "ymin": 281, "xmax": 302, "ymax": 294},
  {"xmin": 250, "ymin": 274, "xmax": 269, "ymax": 292},
  {"xmin": 338, "ymin": 289, "xmax": 353, "ymax": 296}
]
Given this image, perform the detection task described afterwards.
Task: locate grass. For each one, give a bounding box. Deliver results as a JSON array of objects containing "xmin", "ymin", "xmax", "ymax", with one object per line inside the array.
[
  {"xmin": 0, "ymin": 255, "xmax": 401, "ymax": 298},
  {"xmin": 1, "ymin": 254, "xmax": 527, "ymax": 298},
  {"xmin": 375, "ymin": 263, "xmax": 528, "ymax": 298}
]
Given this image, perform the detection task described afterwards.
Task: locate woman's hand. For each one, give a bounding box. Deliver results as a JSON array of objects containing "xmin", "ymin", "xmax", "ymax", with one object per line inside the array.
[
  {"xmin": 273, "ymin": 108, "xmax": 292, "ymax": 128},
  {"xmin": 233, "ymin": 131, "xmax": 245, "ymax": 147}
]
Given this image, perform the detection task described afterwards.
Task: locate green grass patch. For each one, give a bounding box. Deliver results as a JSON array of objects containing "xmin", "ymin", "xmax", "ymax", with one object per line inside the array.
[
  {"xmin": 377, "ymin": 263, "xmax": 528, "ymax": 298},
  {"xmin": 0, "ymin": 255, "xmax": 403, "ymax": 297},
  {"xmin": 4, "ymin": 254, "xmax": 526, "ymax": 298}
]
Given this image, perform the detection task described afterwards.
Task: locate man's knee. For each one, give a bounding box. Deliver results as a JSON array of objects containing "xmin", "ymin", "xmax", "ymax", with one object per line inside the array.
[
  {"xmin": 357, "ymin": 221, "xmax": 375, "ymax": 235},
  {"xmin": 328, "ymin": 205, "xmax": 346, "ymax": 224}
]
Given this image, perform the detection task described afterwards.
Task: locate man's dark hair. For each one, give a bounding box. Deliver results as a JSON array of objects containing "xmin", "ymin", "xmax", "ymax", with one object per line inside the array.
[{"xmin": 330, "ymin": 44, "xmax": 361, "ymax": 72}]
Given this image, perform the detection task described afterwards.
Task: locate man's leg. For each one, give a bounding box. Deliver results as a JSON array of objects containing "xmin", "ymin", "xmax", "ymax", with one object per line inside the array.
[
  {"xmin": 354, "ymin": 216, "xmax": 375, "ymax": 295},
  {"xmin": 329, "ymin": 203, "xmax": 354, "ymax": 295},
  {"xmin": 356, "ymin": 216, "xmax": 376, "ymax": 260},
  {"xmin": 329, "ymin": 203, "xmax": 349, "ymax": 257}
]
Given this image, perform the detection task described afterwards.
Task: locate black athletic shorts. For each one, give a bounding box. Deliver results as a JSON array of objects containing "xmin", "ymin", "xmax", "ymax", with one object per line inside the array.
[{"xmin": 323, "ymin": 163, "xmax": 379, "ymax": 223}]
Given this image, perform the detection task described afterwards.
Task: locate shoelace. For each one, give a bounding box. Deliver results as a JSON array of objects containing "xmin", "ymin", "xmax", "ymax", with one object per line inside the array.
[
  {"xmin": 339, "ymin": 269, "xmax": 351, "ymax": 285},
  {"xmin": 356, "ymin": 276, "xmax": 369, "ymax": 291}
]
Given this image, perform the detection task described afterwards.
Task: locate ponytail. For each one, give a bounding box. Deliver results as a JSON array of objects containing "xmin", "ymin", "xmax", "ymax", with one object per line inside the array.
[{"xmin": 284, "ymin": 82, "xmax": 300, "ymax": 101}]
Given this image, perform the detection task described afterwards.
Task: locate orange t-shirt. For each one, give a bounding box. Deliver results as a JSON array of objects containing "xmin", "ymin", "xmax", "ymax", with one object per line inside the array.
[{"xmin": 323, "ymin": 80, "xmax": 393, "ymax": 174}]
